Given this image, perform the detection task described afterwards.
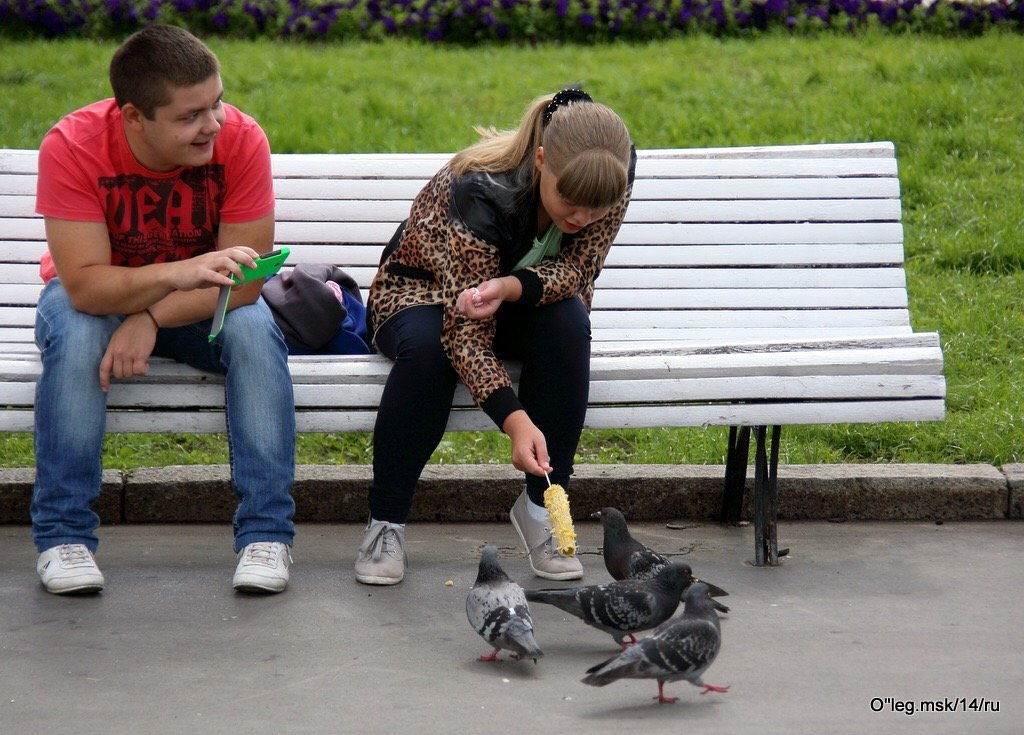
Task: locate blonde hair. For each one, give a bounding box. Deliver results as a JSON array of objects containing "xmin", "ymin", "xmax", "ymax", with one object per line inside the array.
[{"xmin": 450, "ymin": 93, "xmax": 631, "ymax": 209}]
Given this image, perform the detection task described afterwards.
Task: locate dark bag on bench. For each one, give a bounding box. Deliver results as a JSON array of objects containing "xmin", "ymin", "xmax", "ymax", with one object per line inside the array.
[{"xmin": 263, "ymin": 264, "xmax": 371, "ymax": 355}]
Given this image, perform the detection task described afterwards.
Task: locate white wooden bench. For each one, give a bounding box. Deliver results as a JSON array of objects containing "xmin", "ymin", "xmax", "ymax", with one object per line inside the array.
[{"xmin": 0, "ymin": 142, "xmax": 946, "ymax": 565}]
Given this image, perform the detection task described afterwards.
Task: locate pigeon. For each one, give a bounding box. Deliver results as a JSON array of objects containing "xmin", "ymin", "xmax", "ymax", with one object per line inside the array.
[
  {"xmin": 581, "ymin": 582, "xmax": 729, "ymax": 703},
  {"xmin": 466, "ymin": 545, "xmax": 544, "ymax": 663},
  {"xmin": 525, "ymin": 562, "xmax": 693, "ymax": 649},
  {"xmin": 593, "ymin": 507, "xmax": 731, "ymax": 613}
]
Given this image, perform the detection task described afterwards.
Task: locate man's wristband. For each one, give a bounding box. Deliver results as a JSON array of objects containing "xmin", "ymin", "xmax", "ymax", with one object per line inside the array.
[{"xmin": 144, "ymin": 307, "xmax": 160, "ymax": 329}]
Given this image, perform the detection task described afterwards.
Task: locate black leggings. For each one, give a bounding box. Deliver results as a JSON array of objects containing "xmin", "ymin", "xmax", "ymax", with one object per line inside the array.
[{"xmin": 368, "ymin": 299, "xmax": 591, "ymax": 523}]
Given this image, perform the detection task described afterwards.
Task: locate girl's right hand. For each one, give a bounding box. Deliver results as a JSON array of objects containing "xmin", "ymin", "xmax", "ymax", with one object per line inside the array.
[
  {"xmin": 456, "ymin": 276, "xmax": 522, "ymax": 320},
  {"xmin": 503, "ymin": 410, "xmax": 552, "ymax": 477}
]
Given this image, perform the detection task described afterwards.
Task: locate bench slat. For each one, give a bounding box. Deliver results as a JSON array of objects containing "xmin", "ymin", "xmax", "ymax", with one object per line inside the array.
[
  {"xmin": 270, "ymin": 176, "xmax": 903, "ymax": 202},
  {"xmin": 269, "ymin": 221, "xmax": 908, "ymax": 245},
  {"xmin": 265, "ymin": 152, "xmax": 899, "ymax": 178},
  {"xmin": 0, "ymin": 397, "xmax": 946, "ymax": 435},
  {"xmin": 636, "ymin": 142, "xmax": 896, "ymax": 159},
  {"xmin": 592, "ymin": 288, "xmax": 909, "ymax": 309},
  {"xmin": 0, "ymin": 176, "xmax": 902, "ymax": 204},
  {"xmin": 1, "ymin": 263, "xmax": 910, "ymax": 290},
  {"xmin": 0, "ymin": 325, "xmax": 920, "ymax": 348},
  {"xmin": 0, "ymin": 373, "xmax": 946, "ymax": 414},
  {"xmin": 267, "ymin": 197, "xmax": 903, "ymax": 224},
  {"xmin": 0, "ymin": 218, "xmax": 909, "ymax": 246},
  {"xmin": 0, "ymin": 306, "xmax": 917, "ymax": 331},
  {"xmin": 635, "ymin": 157, "xmax": 898, "ymax": 178},
  {"xmin": 1, "ymin": 284, "xmax": 913, "ymax": 309},
  {"xmin": 0, "ymin": 240, "xmax": 911, "ymax": 270},
  {"xmin": 0, "ymin": 142, "xmax": 895, "ymax": 173},
  {"xmin": 0, "ymin": 335, "xmax": 945, "ymax": 386},
  {"xmin": 0, "ymin": 143, "xmax": 902, "ymax": 184}
]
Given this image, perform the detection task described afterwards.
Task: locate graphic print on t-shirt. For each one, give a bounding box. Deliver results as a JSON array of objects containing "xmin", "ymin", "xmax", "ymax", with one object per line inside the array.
[{"xmin": 99, "ymin": 165, "xmax": 225, "ymax": 267}]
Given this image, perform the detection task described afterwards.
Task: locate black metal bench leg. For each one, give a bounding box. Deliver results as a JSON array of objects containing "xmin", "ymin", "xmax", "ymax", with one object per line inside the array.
[
  {"xmin": 720, "ymin": 426, "xmax": 750, "ymax": 525},
  {"xmin": 753, "ymin": 425, "xmax": 782, "ymax": 566}
]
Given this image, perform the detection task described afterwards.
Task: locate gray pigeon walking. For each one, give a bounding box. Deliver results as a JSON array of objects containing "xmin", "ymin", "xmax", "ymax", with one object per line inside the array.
[
  {"xmin": 466, "ymin": 545, "xmax": 543, "ymax": 663},
  {"xmin": 581, "ymin": 582, "xmax": 729, "ymax": 703},
  {"xmin": 593, "ymin": 507, "xmax": 730, "ymax": 612},
  {"xmin": 525, "ymin": 562, "xmax": 693, "ymax": 649}
]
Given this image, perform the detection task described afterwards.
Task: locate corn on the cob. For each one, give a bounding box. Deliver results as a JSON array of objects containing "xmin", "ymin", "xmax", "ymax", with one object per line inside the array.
[{"xmin": 543, "ymin": 484, "xmax": 577, "ymax": 556}]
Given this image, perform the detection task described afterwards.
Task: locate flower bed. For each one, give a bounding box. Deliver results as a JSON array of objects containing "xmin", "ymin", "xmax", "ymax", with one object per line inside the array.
[{"xmin": 1, "ymin": 0, "xmax": 1021, "ymax": 42}]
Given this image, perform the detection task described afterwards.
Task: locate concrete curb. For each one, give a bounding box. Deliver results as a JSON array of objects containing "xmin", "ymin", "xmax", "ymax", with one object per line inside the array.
[{"xmin": 1, "ymin": 462, "xmax": 1018, "ymax": 525}]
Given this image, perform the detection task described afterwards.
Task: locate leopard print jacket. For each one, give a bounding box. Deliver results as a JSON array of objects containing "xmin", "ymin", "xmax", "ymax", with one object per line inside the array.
[{"xmin": 368, "ymin": 153, "xmax": 635, "ymax": 428}]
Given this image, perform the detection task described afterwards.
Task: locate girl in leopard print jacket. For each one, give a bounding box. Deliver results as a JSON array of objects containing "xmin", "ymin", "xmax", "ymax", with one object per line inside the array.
[{"xmin": 355, "ymin": 89, "xmax": 635, "ymax": 585}]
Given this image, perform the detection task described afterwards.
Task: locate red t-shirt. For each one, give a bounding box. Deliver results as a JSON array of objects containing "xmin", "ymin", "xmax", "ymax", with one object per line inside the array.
[{"xmin": 36, "ymin": 98, "xmax": 274, "ymax": 282}]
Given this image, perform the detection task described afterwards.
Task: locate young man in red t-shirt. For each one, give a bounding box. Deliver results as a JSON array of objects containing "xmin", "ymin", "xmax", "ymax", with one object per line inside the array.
[{"xmin": 32, "ymin": 25, "xmax": 296, "ymax": 595}]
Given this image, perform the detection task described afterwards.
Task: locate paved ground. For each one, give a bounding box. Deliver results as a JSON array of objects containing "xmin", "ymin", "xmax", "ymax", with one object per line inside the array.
[{"xmin": 1, "ymin": 520, "xmax": 1021, "ymax": 734}]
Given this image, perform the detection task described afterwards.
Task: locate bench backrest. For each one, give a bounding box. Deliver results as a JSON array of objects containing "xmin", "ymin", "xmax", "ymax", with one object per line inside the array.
[{"xmin": 2, "ymin": 142, "xmax": 909, "ymax": 349}]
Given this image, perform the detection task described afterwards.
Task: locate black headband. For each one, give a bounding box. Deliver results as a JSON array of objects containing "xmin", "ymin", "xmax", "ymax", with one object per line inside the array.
[{"xmin": 542, "ymin": 88, "xmax": 593, "ymax": 126}]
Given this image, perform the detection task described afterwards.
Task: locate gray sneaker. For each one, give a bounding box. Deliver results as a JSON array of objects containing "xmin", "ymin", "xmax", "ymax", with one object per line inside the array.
[
  {"xmin": 37, "ymin": 544, "xmax": 105, "ymax": 594},
  {"xmin": 355, "ymin": 520, "xmax": 406, "ymax": 585},
  {"xmin": 233, "ymin": 541, "xmax": 292, "ymax": 593},
  {"xmin": 510, "ymin": 490, "xmax": 584, "ymax": 581}
]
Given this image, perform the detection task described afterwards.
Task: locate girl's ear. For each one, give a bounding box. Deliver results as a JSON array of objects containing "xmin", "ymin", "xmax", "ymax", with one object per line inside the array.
[{"xmin": 534, "ymin": 146, "xmax": 545, "ymax": 172}]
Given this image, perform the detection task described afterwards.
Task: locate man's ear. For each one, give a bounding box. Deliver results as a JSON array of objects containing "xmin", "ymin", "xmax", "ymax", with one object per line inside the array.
[{"xmin": 121, "ymin": 103, "xmax": 146, "ymax": 130}]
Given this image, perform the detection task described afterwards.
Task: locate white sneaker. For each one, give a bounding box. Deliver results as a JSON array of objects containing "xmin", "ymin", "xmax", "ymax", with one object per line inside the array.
[
  {"xmin": 233, "ymin": 541, "xmax": 292, "ymax": 593},
  {"xmin": 37, "ymin": 544, "xmax": 105, "ymax": 594}
]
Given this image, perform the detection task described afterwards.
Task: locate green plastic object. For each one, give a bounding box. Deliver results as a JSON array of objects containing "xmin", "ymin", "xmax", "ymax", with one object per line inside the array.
[{"xmin": 208, "ymin": 247, "xmax": 290, "ymax": 341}]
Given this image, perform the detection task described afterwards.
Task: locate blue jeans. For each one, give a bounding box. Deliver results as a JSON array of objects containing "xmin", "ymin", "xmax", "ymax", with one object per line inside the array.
[{"xmin": 31, "ymin": 280, "xmax": 296, "ymax": 553}]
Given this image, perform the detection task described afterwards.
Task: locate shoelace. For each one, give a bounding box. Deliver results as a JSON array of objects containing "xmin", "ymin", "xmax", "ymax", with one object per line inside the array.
[
  {"xmin": 541, "ymin": 533, "xmax": 570, "ymax": 559},
  {"xmin": 526, "ymin": 525, "xmax": 550, "ymax": 552},
  {"xmin": 528, "ymin": 524, "xmax": 575, "ymax": 561},
  {"xmin": 523, "ymin": 525, "xmax": 571, "ymax": 560},
  {"xmin": 364, "ymin": 524, "xmax": 403, "ymax": 561},
  {"xmin": 242, "ymin": 542, "xmax": 283, "ymax": 568},
  {"xmin": 58, "ymin": 544, "xmax": 94, "ymax": 567}
]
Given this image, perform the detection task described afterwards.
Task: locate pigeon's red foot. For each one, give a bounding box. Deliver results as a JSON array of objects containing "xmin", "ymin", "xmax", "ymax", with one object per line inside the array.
[
  {"xmin": 478, "ymin": 651, "xmax": 500, "ymax": 662},
  {"xmin": 619, "ymin": 633, "xmax": 638, "ymax": 650},
  {"xmin": 700, "ymin": 684, "xmax": 730, "ymax": 695},
  {"xmin": 655, "ymin": 682, "xmax": 678, "ymax": 704}
]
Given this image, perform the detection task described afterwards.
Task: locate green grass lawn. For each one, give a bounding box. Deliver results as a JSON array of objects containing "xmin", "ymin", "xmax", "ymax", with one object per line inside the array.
[{"xmin": 1, "ymin": 33, "xmax": 1021, "ymax": 468}]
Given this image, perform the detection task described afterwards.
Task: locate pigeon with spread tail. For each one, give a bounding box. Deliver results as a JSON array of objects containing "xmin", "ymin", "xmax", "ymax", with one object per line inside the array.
[{"xmin": 581, "ymin": 581, "xmax": 729, "ymax": 703}]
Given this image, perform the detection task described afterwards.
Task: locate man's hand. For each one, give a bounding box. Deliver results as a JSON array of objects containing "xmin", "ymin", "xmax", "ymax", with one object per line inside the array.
[
  {"xmin": 98, "ymin": 311, "xmax": 159, "ymax": 392},
  {"xmin": 164, "ymin": 246, "xmax": 261, "ymax": 292},
  {"xmin": 503, "ymin": 410, "xmax": 552, "ymax": 477}
]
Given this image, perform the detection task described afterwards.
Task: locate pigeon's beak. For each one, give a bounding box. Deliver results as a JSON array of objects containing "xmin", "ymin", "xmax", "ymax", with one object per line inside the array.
[{"xmin": 694, "ymin": 578, "xmax": 730, "ymax": 598}]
